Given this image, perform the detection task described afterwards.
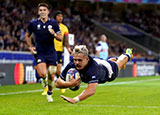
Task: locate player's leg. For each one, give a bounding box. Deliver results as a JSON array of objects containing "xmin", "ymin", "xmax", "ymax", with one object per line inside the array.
[
  {"xmin": 108, "ymin": 57, "xmax": 118, "ymax": 62},
  {"xmin": 36, "ymin": 63, "xmax": 48, "ymax": 78},
  {"xmin": 57, "ymin": 63, "xmax": 66, "ymax": 94},
  {"xmin": 115, "ymin": 48, "xmax": 133, "ymax": 72},
  {"xmin": 56, "ymin": 51, "xmax": 66, "ymax": 94},
  {"xmin": 36, "ymin": 62, "xmax": 48, "ymax": 95},
  {"xmin": 56, "ymin": 63, "xmax": 61, "ymax": 76},
  {"xmin": 47, "ymin": 65, "xmax": 57, "ymax": 102}
]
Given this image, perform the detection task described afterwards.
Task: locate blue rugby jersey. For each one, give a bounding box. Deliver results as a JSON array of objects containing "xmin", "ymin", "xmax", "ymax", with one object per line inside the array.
[
  {"xmin": 60, "ymin": 56, "xmax": 118, "ymax": 84},
  {"xmin": 96, "ymin": 41, "xmax": 109, "ymax": 60},
  {"xmin": 27, "ymin": 18, "xmax": 61, "ymax": 55}
]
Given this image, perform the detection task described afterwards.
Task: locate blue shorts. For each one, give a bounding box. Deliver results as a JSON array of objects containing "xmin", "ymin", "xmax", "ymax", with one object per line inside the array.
[
  {"xmin": 35, "ymin": 53, "xmax": 57, "ymax": 66},
  {"xmin": 158, "ymin": 66, "xmax": 160, "ymax": 72},
  {"xmin": 56, "ymin": 51, "xmax": 63, "ymax": 64},
  {"xmin": 107, "ymin": 61, "xmax": 119, "ymax": 82}
]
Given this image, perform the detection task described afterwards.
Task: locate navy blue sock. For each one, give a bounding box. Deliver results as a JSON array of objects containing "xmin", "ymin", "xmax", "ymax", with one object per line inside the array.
[
  {"xmin": 124, "ymin": 54, "xmax": 130, "ymax": 61},
  {"xmin": 107, "ymin": 56, "xmax": 118, "ymax": 60},
  {"xmin": 47, "ymin": 91, "xmax": 52, "ymax": 95}
]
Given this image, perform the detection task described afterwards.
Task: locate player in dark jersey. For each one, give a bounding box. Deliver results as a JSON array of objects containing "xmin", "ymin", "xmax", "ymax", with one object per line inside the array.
[
  {"xmin": 56, "ymin": 45, "xmax": 133, "ymax": 104},
  {"xmin": 25, "ymin": 3, "xmax": 62, "ymax": 102}
]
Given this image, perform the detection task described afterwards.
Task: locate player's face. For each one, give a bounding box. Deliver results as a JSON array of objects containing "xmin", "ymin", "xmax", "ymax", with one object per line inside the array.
[
  {"xmin": 38, "ymin": 6, "xmax": 49, "ymax": 19},
  {"xmin": 56, "ymin": 14, "xmax": 63, "ymax": 23},
  {"xmin": 73, "ymin": 53, "xmax": 89, "ymax": 70}
]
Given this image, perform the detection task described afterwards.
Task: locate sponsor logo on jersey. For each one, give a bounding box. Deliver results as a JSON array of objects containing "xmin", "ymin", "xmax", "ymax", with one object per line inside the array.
[
  {"xmin": 37, "ymin": 24, "xmax": 41, "ymax": 29},
  {"xmin": 92, "ymin": 76, "xmax": 96, "ymax": 79},
  {"xmin": 37, "ymin": 59, "xmax": 42, "ymax": 63},
  {"xmin": 48, "ymin": 25, "xmax": 52, "ymax": 29}
]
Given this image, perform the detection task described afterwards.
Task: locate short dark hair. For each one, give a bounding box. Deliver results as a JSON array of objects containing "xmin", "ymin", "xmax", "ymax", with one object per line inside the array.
[
  {"xmin": 38, "ymin": 3, "xmax": 49, "ymax": 9},
  {"xmin": 54, "ymin": 10, "xmax": 63, "ymax": 19}
]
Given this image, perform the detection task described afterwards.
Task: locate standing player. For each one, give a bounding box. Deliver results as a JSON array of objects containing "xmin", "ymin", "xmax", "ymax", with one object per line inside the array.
[
  {"xmin": 25, "ymin": 3, "xmax": 62, "ymax": 102},
  {"xmin": 56, "ymin": 45, "xmax": 133, "ymax": 104},
  {"xmin": 96, "ymin": 34, "xmax": 109, "ymax": 60},
  {"xmin": 54, "ymin": 10, "xmax": 72, "ymax": 94}
]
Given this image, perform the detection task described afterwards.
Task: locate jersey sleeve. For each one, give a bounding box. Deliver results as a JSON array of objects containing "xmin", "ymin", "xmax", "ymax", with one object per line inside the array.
[
  {"xmin": 87, "ymin": 69, "xmax": 99, "ymax": 84},
  {"xmin": 96, "ymin": 42, "xmax": 102, "ymax": 51},
  {"xmin": 26, "ymin": 21, "xmax": 33, "ymax": 35},
  {"xmin": 60, "ymin": 61, "xmax": 75, "ymax": 81},
  {"xmin": 53, "ymin": 20, "xmax": 61, "ymax": 34},
  {"xmin": 64, "ymin": 26, "xmax": 69, "ymax": 36},
  {"xmin": 84, "ymin": 62, "xmax": 99, "ymax": 84}
]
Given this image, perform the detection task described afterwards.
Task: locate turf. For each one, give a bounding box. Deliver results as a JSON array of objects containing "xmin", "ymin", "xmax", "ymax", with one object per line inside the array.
[{"xmin": 0, "ymin": 76, "xmax": 160, "ymax": 115}]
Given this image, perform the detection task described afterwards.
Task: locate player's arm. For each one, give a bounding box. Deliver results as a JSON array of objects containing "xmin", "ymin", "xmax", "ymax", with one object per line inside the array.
[
  {"xmin": 61, "ymin": 83, "xmax": 97, "ymax": 104},
  {"xmin": 96, "ymin": 43, "xmax": 101, "ymax": 58},
  {"xmin": 64, "ymin": 33, "xmax": 72, "ymax": 54},
  {"xmin": 48, "ymin": 28, "xmax": 62, "ymax": 41},
  {"xmin": 96, "ymin": 50, "xmax": 100, "ymax": 58},
  {"xmin": 25, "ymin": 32, "xmax": 36, "ymax": 54},
  {"xmin": 56, "ymin": 76, "xmax": 80, "ymax": 88},
  {"xmin": 54, "ymin": 32, "xmax": 63, "ymax": 41}
]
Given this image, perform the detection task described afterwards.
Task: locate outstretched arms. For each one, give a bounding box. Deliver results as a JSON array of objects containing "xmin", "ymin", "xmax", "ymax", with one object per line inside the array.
[
  {"xmin": 56, "ymin": 76, "xmax": 81, "ymax": 88},
  {"xmin": 61, "ymin": 83, "xmax": 97, "ymax": 104}
]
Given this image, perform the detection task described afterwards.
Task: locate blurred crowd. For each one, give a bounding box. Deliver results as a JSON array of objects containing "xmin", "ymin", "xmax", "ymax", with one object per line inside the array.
[
  {"xmin": 124, "ymin": 10, "xmax": 160, "ymax": 39},
  {"xmin": 0, "ymin": 0, "xmax": 158, "ymax": 59}
]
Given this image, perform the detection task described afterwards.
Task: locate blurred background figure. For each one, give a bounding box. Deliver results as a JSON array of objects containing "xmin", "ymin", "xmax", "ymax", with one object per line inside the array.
[
  {"xmin": 54, "ymin": 10, "xmax": 72, "ymax": 94},
  {"xmin": 96, "ymin": 34, "xmax": 109, "ymax": 60}
]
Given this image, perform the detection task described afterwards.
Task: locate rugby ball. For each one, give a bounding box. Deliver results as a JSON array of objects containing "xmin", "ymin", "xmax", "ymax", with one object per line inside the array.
[{"xmin": 66, "ymin": 68, "xmax": 80, "ymax": 91}]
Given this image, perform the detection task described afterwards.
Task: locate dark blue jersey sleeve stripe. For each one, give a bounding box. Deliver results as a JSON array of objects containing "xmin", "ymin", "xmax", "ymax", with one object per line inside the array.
[
  {"xmin": 60, "ymin": 75, "xmax": 65, "ymax": 81},
  {"xmin": 88, "ymin": 80, "xmax": 98, "ymax": 84}
]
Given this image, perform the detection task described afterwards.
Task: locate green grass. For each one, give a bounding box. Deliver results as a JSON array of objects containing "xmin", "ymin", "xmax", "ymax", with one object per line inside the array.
[{"xmin": 0, "ymin": 76, "xmax": 160, "ymax": 115}]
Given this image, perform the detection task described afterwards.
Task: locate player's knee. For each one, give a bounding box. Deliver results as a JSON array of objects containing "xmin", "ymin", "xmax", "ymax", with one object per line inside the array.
[
  {"xmin": 39, "ymin": 73, "xmax": 47, "ymax": 78},
  {"xmin": 48, "ymin": 66, "xmax": 57, "ymax": 75},
  {"xmin": 37, "ymin": 71, "xmax": 47, "ymax": 78}
]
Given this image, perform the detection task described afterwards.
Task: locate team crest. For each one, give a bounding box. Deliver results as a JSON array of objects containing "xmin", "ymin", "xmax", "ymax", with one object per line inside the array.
[
  {"xmin": 37, "ymin": 24, "xmax": 41, "ymax": 29},
  {"xmin": 60, "ymin": 59, "xmax": 62, "ymax": 62},
  {"xmin": 37, "ymin": 59, "xmax": 42, "ymax": 63},
  {"xmin": 48, "ymin": 25, "xmax": 52, "ymax": 29}
]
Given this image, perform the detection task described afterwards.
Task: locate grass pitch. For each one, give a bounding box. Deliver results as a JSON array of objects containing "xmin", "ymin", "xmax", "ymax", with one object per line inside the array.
[{"xmin": 0, "ymin": 76, "xmax": 160, "ymax": 115}]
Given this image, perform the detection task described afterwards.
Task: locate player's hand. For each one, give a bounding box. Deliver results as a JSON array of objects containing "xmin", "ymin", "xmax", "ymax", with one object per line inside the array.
[
  {"xmin": 29, "ymin": 47, "xmax": 37, "ymax": 55},
  {"xmin": 60, "ymin": 95, "xmax": 76, "ymax": 104},
  {"xmin": 48, "ymin": 28, "xmax": 55, "ymax": 35},
  {"xmin": 67, "ymin": 48, "xmax": 72, "ymax": 54},
  {"xmin": 69, "ymin": 75, "xmax": 81, "ymax": 87}
]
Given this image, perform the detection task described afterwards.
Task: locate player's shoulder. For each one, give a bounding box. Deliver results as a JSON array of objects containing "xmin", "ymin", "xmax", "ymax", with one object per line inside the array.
[
  {"xmin": 49, "ymin": 18, "xmax": 58, "ymax": 23},
  {"xmin": 87, "ymin": 56, "xmax": 98, "ymax": 69},
  {"xmin": 69, "ymin": 59, "xmax": 75, "ymax": 66},
  {"xmin": 60, "ymin": 23, "xmax": 69, "ymax": 30},
  {"xmin": 85, "ymin": 58, "xmax": 99, "ymax": 77},
  {"xmin": 29, "ymin": 18, "xmax": 39, "ymax": 23},
  {"xmin": 96, "ymin": 42, "xmax": 101, "ymax": 46},
  {"xmin": 60, "ymin": 23, "xmax": 68, "ymax": 28}
]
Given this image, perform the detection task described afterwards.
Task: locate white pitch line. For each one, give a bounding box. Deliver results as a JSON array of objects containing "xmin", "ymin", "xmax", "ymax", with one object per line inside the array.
[
  {"xmin": 70, "ymin": 104, "xmax": 160, "ymax": 109},
  {"xmin": 0, "ymin": 78, "xmax": 160, "ymax": 96},
  {"xmin": 98, "ymin": 78, "xmax": 160, "ymax": 86},
  {"xmin": 0, "ymin": 88, "xmax": 60, "ymax": 96},
  {"xmin": 0, "ymin": 89, "xmax": 43, "ymax": 95}
]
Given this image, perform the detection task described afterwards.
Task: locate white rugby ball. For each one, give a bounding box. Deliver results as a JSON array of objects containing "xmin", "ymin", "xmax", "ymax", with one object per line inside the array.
[{"xmin": 66, "ymin": 68, "xmax": 80, "ymax": 91}]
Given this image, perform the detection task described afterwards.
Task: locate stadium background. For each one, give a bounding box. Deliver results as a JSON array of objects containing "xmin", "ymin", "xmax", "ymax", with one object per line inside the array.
[{"xmin": 0, "ymin": 0, "xmax": 160, "ymax": 85}]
